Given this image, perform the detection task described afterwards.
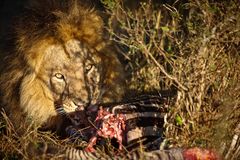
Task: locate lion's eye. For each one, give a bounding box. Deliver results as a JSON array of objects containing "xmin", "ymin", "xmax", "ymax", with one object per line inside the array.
[
  {"xmin": 85, "ymin": 64, "xmax": 93, "ymax": 72},
  {"xmin": 54, "ymin": 73, "xmax": 64, "ymax": 79}
]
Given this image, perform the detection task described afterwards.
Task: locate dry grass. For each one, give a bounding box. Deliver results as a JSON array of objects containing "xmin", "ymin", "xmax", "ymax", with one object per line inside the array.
[
  {"xmin": 0, "ymin": 111, "xmax": 66, "ymax": 159},
  {"xmin": 0, "ymin": 0, "xmax": 240, "ymax": 159},
  {"xmin": 103, "ymin": 0, "xmax": 240, "ymax": 159}
]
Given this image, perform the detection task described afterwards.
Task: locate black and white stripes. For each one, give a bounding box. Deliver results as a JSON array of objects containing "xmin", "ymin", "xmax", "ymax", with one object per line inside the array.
[
  {"xmin": 63, "ymin": 147, "xmax": 183, "ymax": 160},
  {"xmin": 102, "ymin": 93, "xmax": 173, "ymax": 150},
  {"xmin": 55, "ymin": 91, "xmax": 177, "ymax": 159}
]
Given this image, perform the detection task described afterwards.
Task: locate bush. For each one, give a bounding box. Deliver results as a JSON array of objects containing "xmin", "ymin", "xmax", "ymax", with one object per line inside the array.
[{"xmin": 102, "ymin": 0, "xmax": 240, "ymax": 158}]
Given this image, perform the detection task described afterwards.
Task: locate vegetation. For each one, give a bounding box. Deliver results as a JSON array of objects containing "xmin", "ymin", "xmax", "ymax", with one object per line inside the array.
[
  {"xmin": 103, "ymin": 0, "xmax": 240, "ymax": 158},
  {"xmin": 1, "ymin": 0, "xmax": 239, "ymax": 159}
]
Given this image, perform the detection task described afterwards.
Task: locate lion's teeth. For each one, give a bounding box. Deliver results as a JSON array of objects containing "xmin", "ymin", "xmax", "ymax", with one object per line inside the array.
[{"xmin": 62, "ymin": 102, "xmax": 78, "ymax": 113}]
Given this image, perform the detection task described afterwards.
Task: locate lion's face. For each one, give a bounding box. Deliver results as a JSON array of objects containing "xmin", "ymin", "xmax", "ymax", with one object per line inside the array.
[
  {"xmin": 0, "ymin": 1, "xmax": 125, "ymax": 130},
  {"xmin": 40, "ymin": 39, "xmax": 104, "ymax": 113}
]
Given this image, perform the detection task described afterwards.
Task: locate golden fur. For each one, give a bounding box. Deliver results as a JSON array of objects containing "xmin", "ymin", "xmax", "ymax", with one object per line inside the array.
[{"xmin": 0, "ymin": 0, "xmax": 124, "ymax": 132}]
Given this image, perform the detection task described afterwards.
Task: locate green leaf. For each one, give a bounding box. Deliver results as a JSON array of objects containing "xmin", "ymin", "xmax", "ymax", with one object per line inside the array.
[
  {"xmin": 161, "ymin": 26, "xmax": 170, "ymax": 32},
  {"xmin": 175, "ymin": 115, "xmax": 183, "ymax": 126}
]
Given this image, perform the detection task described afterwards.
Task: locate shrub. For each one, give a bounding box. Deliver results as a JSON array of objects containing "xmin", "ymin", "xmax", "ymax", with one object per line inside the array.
[{"xmin": 102, "ymin": 0, "xmax": 240, "ymax": 158}]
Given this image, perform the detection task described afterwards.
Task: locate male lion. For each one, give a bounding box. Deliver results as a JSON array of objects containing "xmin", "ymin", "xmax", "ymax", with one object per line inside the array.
[{"xmin": 0, "ymin": 0, "xmax": 125, "ymax": 133}]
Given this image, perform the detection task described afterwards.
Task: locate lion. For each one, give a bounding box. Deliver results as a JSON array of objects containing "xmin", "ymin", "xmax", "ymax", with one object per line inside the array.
[{"xmin": 0, "ymin": 0, "xmax": 125, "ymax": 133}]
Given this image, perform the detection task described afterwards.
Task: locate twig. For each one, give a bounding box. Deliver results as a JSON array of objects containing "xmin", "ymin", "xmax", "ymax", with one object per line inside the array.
[{"xmin": 138, "ymin": 40, "xmax": 188, "ymax": 91}]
